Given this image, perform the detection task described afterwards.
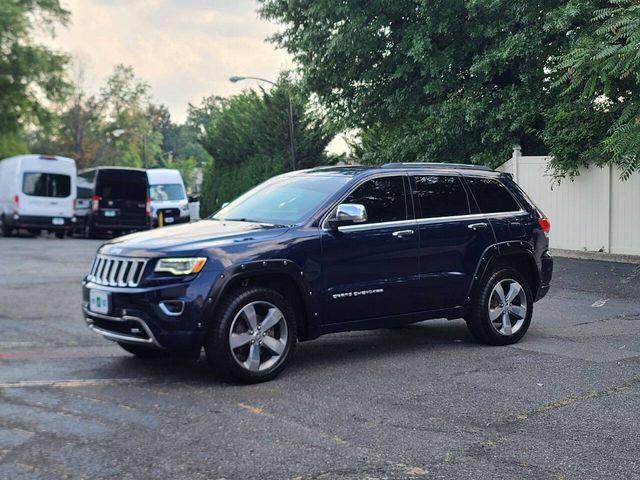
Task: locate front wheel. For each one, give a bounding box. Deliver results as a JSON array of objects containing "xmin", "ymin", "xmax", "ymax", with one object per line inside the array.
[
  {"xmin": 465, "ymin": 268, "xmax": 533, "ymax": 345},
  {"xmin": 205, "ymin": 287, "xmax": 297, "ymax": 383}
]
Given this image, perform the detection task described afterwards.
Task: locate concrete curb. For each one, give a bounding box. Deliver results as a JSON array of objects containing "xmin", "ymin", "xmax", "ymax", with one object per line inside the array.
[{"xmin": 551, "ymin": 248, "xmax": 640, "ymax": 265}]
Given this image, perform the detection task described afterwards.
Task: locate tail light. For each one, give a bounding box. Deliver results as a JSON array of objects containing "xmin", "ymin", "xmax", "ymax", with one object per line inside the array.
[
  {"xmin": 538, "ymin": 217, "xmax": 551, "ymax": 234},
  {"xmin": 146, "ymin": 197, "xmax": 151, "ymax": 216},
  {"xmin": 91, "ymin": 195, "xmax": 100, "ymax": 212},
  {"xmin": 12, "ymin": 194, "xmax": 19, "ymax": 214}
]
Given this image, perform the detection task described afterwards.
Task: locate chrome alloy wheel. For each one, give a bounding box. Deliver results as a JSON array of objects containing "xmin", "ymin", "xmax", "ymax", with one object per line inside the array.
[
  {"xmin": 228, "ymin": 301, "xmax": 288, "ymax": 372},
  {"xmin": 488, "ymin": 279, "xmax": 527, "ymax": 336}
]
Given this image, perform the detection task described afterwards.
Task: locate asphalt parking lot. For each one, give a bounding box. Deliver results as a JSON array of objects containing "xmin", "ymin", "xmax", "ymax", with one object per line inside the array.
[{"xmin": 1, "ymin": 235, "xmax": 639, "ymax": 479}]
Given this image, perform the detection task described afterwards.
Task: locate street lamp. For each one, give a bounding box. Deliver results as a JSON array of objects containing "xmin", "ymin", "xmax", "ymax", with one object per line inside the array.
[{"xmin": 229, "ymin": 76, "xmax": 297, "ymax": 171}]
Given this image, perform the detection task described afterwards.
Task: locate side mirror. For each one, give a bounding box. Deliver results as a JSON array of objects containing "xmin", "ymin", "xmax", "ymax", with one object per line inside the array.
[{"xmin": 328, "ymin": 203, "xmax": 368, "ymax": 228}]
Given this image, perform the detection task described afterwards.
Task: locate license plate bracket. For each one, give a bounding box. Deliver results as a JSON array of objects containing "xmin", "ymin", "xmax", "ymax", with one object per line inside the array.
[{"xmin": 89, "ymin": 289, "xmax": 110, "ymax": 315}]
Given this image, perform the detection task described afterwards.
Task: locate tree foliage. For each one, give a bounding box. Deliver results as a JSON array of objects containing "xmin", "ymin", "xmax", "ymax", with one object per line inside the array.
[
  {"xmin": 551, "ymin": 0, "xmax": 640, "ymax": 178},
  {"xmin": 0, "ymin": 0, "xmax": 70, "ymax": 156},
  {"xmin": 259, "ymin": 0, "xmax": 620, "ymax": 176},
  {"xmin": 195, "ymin": 76, "xmax": 339, "ymax": 216}
]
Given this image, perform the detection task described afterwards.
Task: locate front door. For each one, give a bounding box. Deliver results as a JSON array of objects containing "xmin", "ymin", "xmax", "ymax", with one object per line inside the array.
[{"xmin": 320, "ymin": 175, "xmax": 421, "ymax": 324}]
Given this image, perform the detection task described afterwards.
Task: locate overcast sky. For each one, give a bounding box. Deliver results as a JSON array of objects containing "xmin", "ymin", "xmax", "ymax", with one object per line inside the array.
[{"xmin": 51, "ymin": 0, "xmax": 292, "ymax": 122}]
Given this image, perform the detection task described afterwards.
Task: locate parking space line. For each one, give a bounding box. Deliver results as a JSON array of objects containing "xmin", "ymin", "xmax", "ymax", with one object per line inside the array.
[{"xmin": 0, "ymin": 378, "xmax": 150, "ymax": 389}]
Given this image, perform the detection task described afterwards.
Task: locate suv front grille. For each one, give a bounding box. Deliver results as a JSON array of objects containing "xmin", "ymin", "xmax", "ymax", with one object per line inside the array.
[{"xmin": 88, "ymin": 255, "xmax": 147, "ymax": 287}]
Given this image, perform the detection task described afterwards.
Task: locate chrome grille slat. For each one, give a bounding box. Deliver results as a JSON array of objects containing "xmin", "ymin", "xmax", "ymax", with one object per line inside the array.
[{"xmin": 88, "ymin": 255, "xmax": 147, "ymax": 288}]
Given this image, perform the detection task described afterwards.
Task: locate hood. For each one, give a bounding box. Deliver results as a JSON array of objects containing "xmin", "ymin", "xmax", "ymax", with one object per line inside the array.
[{"xmin": 99, "ymin": 219, "xmax": 289, "ymax": 257}]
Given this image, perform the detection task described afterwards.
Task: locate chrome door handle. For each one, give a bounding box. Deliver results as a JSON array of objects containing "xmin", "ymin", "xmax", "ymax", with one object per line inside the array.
[
  {"xmin": 392, "ymin": 229, "xmax": 414, "ymax": 238},
  {"xmin": 468, "ymin": 222, "xmax": 488, "ymax": 230}
]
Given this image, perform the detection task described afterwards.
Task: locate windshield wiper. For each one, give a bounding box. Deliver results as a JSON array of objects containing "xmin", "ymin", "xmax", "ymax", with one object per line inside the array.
[{"xmin": 226, "ymin": 218, "xmax": 289, "ymax": 228}]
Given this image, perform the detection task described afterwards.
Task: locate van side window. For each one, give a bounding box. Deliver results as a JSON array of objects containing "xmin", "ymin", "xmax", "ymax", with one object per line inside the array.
[
  {"xmin": 465, "ymin": 177, "xmax": 521, "ymax": 213},
  {"xmin": 344, "ymin": 176, "xmax": 407, "ymax": 224},
  {"xmin": 22, "ymin": 173, "xmax": 71, "ymax": 198},
  {"xmin": 412, "ymin": 175, "xmax": 470, "ymax": 218}
]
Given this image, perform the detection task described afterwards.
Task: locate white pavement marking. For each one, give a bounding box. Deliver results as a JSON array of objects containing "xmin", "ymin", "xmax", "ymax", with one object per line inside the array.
[
  {"xmin": 0, "ymin": 378, "xmax": 150, "ymax": 389},
  {"xmin": 591, "ymin": 298, "xmax": 609, "ymax": 307}
]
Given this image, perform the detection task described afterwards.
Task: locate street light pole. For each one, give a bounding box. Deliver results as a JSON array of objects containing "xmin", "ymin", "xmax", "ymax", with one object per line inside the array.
[{"xmin": 229, "ymin": 76, "xmax": 296, "ymax": 171}]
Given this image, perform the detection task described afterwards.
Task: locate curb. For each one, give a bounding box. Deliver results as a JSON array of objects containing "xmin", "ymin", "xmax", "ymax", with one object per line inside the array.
[{"xmin": 551, "ymin": 248, "xmax": 640, "ymax": 265}]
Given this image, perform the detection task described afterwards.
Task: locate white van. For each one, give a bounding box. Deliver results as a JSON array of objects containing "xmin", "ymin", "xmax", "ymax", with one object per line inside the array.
[
  {"xmin": 0, "ymin": 155, "xmax": 77, "ymax": 238},
  {"xmin": 146, "ymin": 169, "xmax": 190, "ymax": 227}
]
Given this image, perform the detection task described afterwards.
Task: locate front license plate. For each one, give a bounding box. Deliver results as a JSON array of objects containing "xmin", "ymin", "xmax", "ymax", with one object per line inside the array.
[
  {"xmin": 89, "ymin": 289, "xmax": 110, "ymax": 315},
  {"xmin": 52, "ymin": 217, "xmax": 64, "ymax": 225},
  {"xmin": 104, "ymin": 210, "xmax": 117, "ymax": 217},
  {"xmin": 164, "ymin": 216, "xmax": 174, "ymax": 223}
]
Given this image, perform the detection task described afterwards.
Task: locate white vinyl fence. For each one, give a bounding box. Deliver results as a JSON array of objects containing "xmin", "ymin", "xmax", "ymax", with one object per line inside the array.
[{"xmin": 498, "ymin": 147, "xmax": 640, "ymax": 256}]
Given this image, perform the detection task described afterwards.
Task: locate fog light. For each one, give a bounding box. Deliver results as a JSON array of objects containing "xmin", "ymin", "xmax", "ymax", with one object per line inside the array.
[{"xmin": 159, "ymin": 301, "xmax": 185, "ymax": 316}]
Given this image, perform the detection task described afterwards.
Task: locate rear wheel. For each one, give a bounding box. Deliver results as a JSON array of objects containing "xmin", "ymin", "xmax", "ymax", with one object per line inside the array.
[
  {"xmin": 466, "ymin": 268, "xmax": 533, "ymax": 345},
  {"xmin": 205, "ymin": 287, "xmax": 297, "ymax": 383},
  {"xmin": 117, "ymin": 342, "xmax": 167, "ymax": 358},
  {"xmin": 54, "ymin": 230, "xmax": 65, "ymax": 239},
  {"xmin": 0, "ymin": 223, "xmax": 12, "ymax": 237}
]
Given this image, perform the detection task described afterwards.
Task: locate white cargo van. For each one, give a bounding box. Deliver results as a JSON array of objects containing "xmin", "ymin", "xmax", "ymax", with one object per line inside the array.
[
  {"xmin": 147, "ymin": 169, "xmax": 190, "ymax": 227},
  {"xmin": 0, "ymin": 155, "xmax": 77, "ymax": 238}
]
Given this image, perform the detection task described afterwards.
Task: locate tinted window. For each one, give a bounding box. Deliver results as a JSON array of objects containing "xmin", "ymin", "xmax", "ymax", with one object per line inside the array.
[
  {"xmin": 22, "ymin": 173, "xmax": 71, "ymax": 197},
  {"xmin": 215, "ymin": 175, "xmax": 351, "ymax": 225},
  {"xmin": 150, "ymin": 184, "xmax": 186, "ymax": 201},
  {"xmin": 413, "ymin": 175, "xmax": 470, "ymax": 218},
  {"xmin": 77, "ymin": 186, "xmax": 92, "ymax": 198},
  {"xmin": 465, "ymin": 177, "xmax": 520, "ymax": 213},
  {"xmin": 96, "ymin": 171, "xmax": 147, "ymax": 202},
  {"xmin": 344, "ymin": 176, "xmax": 407, "ymax": 224}
]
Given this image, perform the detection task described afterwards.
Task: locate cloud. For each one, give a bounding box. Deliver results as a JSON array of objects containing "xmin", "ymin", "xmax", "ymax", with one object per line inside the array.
[{"xmin": 51, "ymin": 0, "xmax": 292, "ymax": 121}]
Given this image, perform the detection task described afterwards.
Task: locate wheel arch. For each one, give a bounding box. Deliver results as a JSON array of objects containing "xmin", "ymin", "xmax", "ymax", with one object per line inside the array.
[
  {"xmin": 467, "ymin": 242, "xmax": 541, "ymax": 305},
  {"xmin": 203, "ymin": 259, "xmax": 316, "ymax": 341}
]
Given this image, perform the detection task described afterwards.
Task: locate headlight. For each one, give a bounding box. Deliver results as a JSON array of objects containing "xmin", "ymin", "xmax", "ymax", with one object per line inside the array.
[{"xmin": 155, "ymin": 257, "xmax": 207, "ymax": 275}]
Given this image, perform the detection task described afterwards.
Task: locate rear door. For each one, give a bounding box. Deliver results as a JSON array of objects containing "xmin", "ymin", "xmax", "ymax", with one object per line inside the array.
[
  {"xmin": 21, "ymin": 170, "xmax": 73, "ymax": 219},
  {"xmin": 410, "ymin": 173, "xmax": 496, "ymax": 311},
  {"xmin": 96, "ymin": 170, "xmax": 148, "ymax": 227},
  {"xmin": 320, "ymin": 174, "xmax": 422, "ymax": 324}
]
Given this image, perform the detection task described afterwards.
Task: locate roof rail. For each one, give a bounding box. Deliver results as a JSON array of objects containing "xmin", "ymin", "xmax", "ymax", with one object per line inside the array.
[{"xmin": 380, "ymin": 162, "xmax": 493, "ymax": 172}]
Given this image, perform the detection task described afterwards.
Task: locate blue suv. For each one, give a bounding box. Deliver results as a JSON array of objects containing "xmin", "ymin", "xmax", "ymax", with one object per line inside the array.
[{"xmin": 82, "ymin": 163, "xmax": 553, "ymax": 383}]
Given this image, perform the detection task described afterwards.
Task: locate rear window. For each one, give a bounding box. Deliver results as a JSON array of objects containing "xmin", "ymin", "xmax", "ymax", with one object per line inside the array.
[
  {"xmin": 22, "ymin": 173, "xmax": 71, "ymax": 198},
  {"xmin": 413, "ymin": 175, "xmax": 470, "ymax": 218},
  {"xmin": 78, "ymin": 186, "xmax": 92, "ymax": 198},
  {"xmin": 96, "ymin": 171, "xmax": 147, "ymax": 202},
  {"xmin": 150, "ymin": 183, "xmax": 186, "ymax": 201},
  {"xmin": 465, "ymin": 177, "xmax": 521, "ymax": 213}
]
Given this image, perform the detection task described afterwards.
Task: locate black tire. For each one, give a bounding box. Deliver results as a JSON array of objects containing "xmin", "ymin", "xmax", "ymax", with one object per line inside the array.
[
  {"xmin": 54, "ymin": 230, "xmax": 65, "ymax": 239},
  {"xmin": 117, "ymin": 342, "xmax": 168, "ymax": 358},
  {"xmin": 85, "ymin": 223, "xmax": 99, "ymax": 239},
  {"xmin": 205, "ymin": 287, "xmax": 297, "ymax": 384},
  {"xmin": 465, "ymin": 268, "xmax": 533, "ymax": 346},
  {"xmin": 1, "ymin": 217, "xmax": 13, "ymax": 237},
  {"xmin": 28, "ymin": 229, "xmax": 41, "ymax": 237}
]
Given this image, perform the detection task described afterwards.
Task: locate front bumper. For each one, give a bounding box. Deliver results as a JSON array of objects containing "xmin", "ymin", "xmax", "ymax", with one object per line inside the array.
[
  {"xmin": 152, "ymin": 215, "xmax": 190, "ymax": 228},
  {"xmin": 82, "ymin": 271, "xmax": 215, "ymax": 352}
]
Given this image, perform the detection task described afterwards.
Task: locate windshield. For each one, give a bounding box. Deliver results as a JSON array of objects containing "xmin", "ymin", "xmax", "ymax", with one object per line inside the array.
[
  {"xmin": 150, "ymin": 183, "xmax": 186, "ymax": 201},
  {"xmin": 213, "ymin": 175, "xmax": 350, "ymax": 225}
]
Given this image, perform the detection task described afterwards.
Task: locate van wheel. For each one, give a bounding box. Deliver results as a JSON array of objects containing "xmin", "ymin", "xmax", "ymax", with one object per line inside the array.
[
  {"xmin": 55, "ymin": 230, "xmax": 65, "ymax": 239},
  {"xmin": 117, "ymin": 342, "xmax": 168, "ymax": 358},
  {"xmin": 466, "ymin": 268, "xmax": 533, "ymax": 345},
  {"xmin": 1, "ymin": 221, "xmax": 13, "ymax": 237},
  {"xmin": 85, "ymin": 224, "xmax": 99, "ymax": 239},
  {"xmin": 205, "ymin": 287, "xmax": 297, "ymax": 384}
]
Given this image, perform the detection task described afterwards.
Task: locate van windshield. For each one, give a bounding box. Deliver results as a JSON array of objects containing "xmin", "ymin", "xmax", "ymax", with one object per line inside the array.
[
  {"xmin": 22, "ymin": 173, "xmax": 71, "ymax": 198},
  {"xmin": 150, "ymin": 183, "xmax": 186, "ymax": 201}
]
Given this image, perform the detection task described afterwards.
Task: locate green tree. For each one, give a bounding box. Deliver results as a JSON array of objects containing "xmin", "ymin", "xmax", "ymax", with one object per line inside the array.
[
  {"xmin": 196, "ymin": 76, "xmax": 338, "ymax": 215},
  {"xmin": 550, "ymin": 0, "xmax": 640, "ymax": 179},
  {"xmin": 259, "ymin": 0, "xmax": 609, "ymax": 173},
  {"xmin": 0, "ymin": 0, "xmax": 70, "ymax": 157}
]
